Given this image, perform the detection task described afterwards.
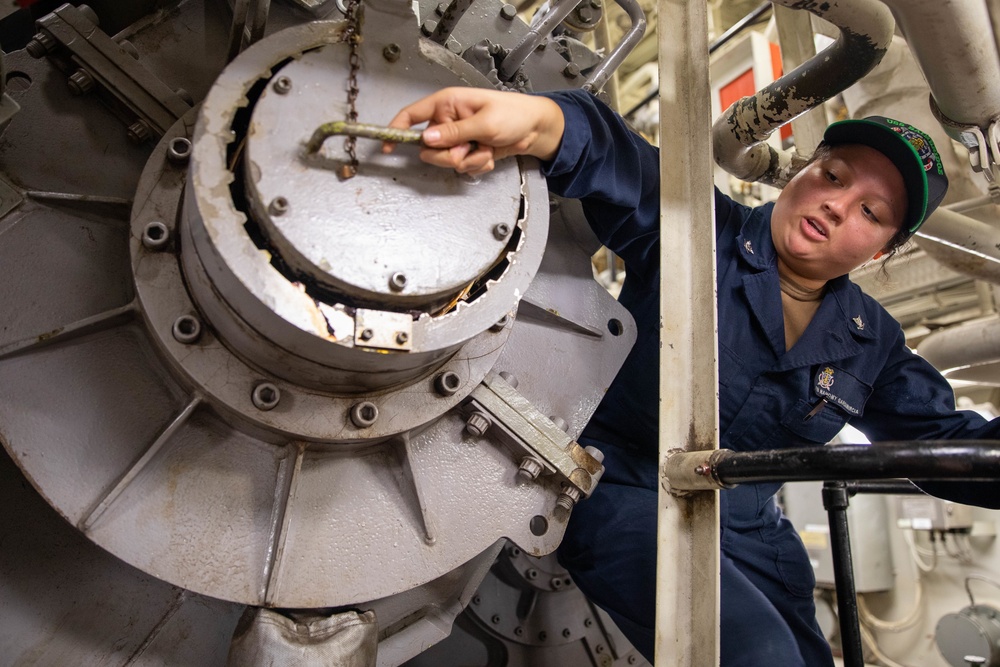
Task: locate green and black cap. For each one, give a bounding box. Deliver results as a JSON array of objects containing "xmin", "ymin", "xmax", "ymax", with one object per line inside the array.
[{"xmin": 823, "ymin": 116, "xmax": 949, "ymax": 236}]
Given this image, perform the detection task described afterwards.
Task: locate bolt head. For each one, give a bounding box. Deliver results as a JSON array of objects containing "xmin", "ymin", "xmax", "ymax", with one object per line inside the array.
[
  {"xmin": 389, "ymin": 272, "xmax": 407, "ymax": 291},
  {"xmin": 436, "ymin": 2, "xmax": 449, "ymax": 15},
  {"xmin": 269, "ymin": 197, "xmax": 289, "ymax": 216},
  {"xmin": 563, "ymin": 63, "xmax": 581, "ymax": 79},
  {"xmin": 465, "ymin": 411, "xmax": 492, "ymax": 436},
  {"xmin": 395, "ymin": 331, "xmax": 409, "ymax": 345},
  {"xmin": 142, "ymin": 221, "xmax": 170, "ymax": 251},
  {"xmin": 252, "ymin": 383, "xmax": 281, "ymax": 411},
  {"xmin": 272, "ymin": 76, "xmax": 292, "ymax": 94},
  {"xmin": 420, "ymin": 19, "xmax": 438, "ymax": 36},
  {"xmin": 360, "ymin": 328, "xmax": 374, "ymax": 341},
  {"xmin": 382, "ymin": 43, "xmax": 401, "ymax": 62},
  {"xmin": 500, "ymin": 4, "xmax": 517, "ymax": 19},
  {"xmin": 493, "ymin": 223, "xmax": 511, "ymax": 240}
]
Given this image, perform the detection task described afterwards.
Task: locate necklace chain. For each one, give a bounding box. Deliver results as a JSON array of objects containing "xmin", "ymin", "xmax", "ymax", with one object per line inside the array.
[{"xmin": 340, "ymin": 0, "xmax": 362, "ymax": 179}]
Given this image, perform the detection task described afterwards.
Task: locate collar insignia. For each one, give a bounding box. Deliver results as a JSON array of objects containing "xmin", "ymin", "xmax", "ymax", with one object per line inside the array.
[
  {"xmin": 744, "ymin": 240, "xmax": 754, "ymax": 255},
  {"xmin": 853, "ymin": 315, "xmax": 864, "ymax": 330}
]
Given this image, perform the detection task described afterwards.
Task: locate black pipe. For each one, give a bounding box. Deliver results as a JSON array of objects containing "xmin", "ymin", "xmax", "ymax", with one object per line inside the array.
[
  {"xmin": 712, "ymin": 442, "xmax": 1000, "ymax": 486},
  {"xmin": 844, "ymin": 479, "xmax": 923, "ymax": 495},
  {"xmin": 623, "ymin": 1, "xmax": 772, "ymax": 118},
  {"xmin": 823, "ymin": 482, "xmax": 864, "ymax": 667}
]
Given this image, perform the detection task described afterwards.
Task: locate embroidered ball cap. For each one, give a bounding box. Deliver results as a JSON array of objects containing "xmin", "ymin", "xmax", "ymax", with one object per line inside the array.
[{"xmin": 823, "ymin": 116, "xmax": 949, "ymax": 235}]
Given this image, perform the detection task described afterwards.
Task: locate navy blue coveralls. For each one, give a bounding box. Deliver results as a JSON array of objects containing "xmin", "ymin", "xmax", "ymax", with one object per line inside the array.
[{"xmin": 539, "ymin": 89, "xmax": 1000, "ymax": 665}]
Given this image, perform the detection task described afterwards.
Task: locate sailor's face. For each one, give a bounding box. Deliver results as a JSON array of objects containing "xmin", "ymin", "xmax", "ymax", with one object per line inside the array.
[{"xmin": 771, "ymin": 144, "xmax": 907, "ymax": 284}]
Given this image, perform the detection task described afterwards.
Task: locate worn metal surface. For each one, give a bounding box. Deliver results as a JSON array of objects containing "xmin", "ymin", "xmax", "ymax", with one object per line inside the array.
[
  {"xmin": 0, "ymin": 0, "xmax": 634, "ymax": 620},
  {"xmin": 0, "ymin": 447, "xmax": 243, "ymax": 666},
  {"xmin": 655, "ymin": 0, "xmax": 719, "ymax": 665},
  {"xmin": 244, "ymin": 43, "xmax": 526, "ymax": 307},
  {"xmin": 403, "ymin": 546, "xmax": 649, "ymax": 667},
  {"xmin": 34, "ymin": 3, "xmax": 192, "ymax": 137},
  {"xmin": 712, "ymin": 0, "xmax": 894, "ymax": 187}
]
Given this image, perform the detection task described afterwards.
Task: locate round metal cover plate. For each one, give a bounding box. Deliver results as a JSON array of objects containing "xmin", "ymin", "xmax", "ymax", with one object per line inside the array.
[{"xmin": 245, "ymin": 45, "xmax": 523, "ymax": 306}]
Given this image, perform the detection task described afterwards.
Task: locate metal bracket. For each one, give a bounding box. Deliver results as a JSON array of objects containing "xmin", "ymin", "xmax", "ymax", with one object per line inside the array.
[
  {"xmin": 29, "ymin": 4, "xmax": 191, "ymax": 142},
  {"xmin": 932, "ymin": 96, "xmax": 1000, "ymax": 184},
  {"xmin": 464, "ymin": 372, "xmax": 604, "ymax": 508}
]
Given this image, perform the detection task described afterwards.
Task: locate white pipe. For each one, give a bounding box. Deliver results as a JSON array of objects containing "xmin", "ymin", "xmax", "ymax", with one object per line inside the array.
[
  {"xmin": 712, "ymin": 0, "xmax": 894, "ymax": 187},
  {"xmin": 879, "ymin": 0, "xmax": 1000, "ymax": 133},
  {"xmin": 914, "ymin": 207, "xmax": 1000, "ymax": 284},
  {"xmin": 917, "ymin": 315, "xmax": 1000, "ymax": 385}
]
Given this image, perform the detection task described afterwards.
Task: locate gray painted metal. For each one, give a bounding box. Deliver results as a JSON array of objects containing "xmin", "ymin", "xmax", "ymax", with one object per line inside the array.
[
  {"xmin": 0, "ymin": 8, "xmax": 636, "ymax": 666},
  {"xmin": 402, "ymin": 546, "xmax": 650, "ymax": 667}
]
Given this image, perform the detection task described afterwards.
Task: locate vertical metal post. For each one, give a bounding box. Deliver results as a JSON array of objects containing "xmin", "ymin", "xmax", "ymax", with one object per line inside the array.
[
  {"xmin": 655, "ymin": 0, "xmax": 720, "ymax": 665},
  {"xmin": 822, "ymin": 481, "xmax": 864, "ymax": 667}
]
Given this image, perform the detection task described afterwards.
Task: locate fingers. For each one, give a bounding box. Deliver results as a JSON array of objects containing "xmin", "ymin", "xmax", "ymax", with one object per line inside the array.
[{"xmin": 418, "ymin": 143, "xmax": 496, "ymax": 174}]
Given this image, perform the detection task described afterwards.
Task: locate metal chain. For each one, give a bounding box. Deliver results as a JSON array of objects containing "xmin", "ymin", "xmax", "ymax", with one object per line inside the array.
[{"xmin": 340, "ymin": 0, "xmax": 363, "ymax": 179}]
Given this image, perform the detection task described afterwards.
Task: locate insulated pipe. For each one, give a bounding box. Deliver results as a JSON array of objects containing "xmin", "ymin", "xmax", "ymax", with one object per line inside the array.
[
  {"xmin": 712, "ymin": 0, "xmax": 894, "ymax": 187},
  {"xmin": 914, "ymin": 206, "xmax": 1000, "ymax": 285},
  {"xmin": 878, "ymin": 0, "xmax": 1000, "ymax": 137},
  {"xmin": 917, "ymin": 316, "xmax": 1000, "ymax": 383}
]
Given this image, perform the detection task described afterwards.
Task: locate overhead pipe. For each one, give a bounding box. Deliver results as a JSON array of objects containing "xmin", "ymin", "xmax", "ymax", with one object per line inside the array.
[
  {"xmin": 917, "ymin": 315, "xmax": 1000, "ymax": 385},
  {"xmin": 712, "ymin": 0, "xmax": 894, "ymax": 187},
  {"xmin": 878, "ymin": 0, "xmax": 1000, "ymax": 144},
  {"xmin": 912, "ymin": 206, "xmax": 1000, "ymax": 285}
]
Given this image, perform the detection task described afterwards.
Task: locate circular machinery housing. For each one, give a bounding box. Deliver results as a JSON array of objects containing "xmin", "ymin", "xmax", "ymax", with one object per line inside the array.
[{"xmin": 0, "ymin": 0, "xmax": 635, "ymax": 612}]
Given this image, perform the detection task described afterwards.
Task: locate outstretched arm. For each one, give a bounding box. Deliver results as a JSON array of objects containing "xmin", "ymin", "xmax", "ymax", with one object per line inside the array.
[{"xmin": 383, "ymin": 87, "xmax": 565, "ymax": 175}]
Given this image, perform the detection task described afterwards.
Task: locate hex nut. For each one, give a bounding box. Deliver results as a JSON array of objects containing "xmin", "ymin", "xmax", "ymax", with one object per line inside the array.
[
  {"xmin": 517, "ymin": 457, "xmax": 543, "ymax": 481},
  {"xmin": 500, "ymin": 4, "xmax": 517, "ymax": 20},
  {"xmin": 68, "ymin": 69, "xmax": 95, "ymax": 96},
  {"xmin": 395, "ymin": 331, "xmax": 409, "ymax": 345},
  {"xmin": 359, "ymin": 328, "xmax": 374, "ymax": 341},
  {"xmin": 465, "ymin": 411, "xmax": 492, "ymax": 436},
  {"xmin": 434, "ymin": 371, "xmax": 461, "ymax": 396},
  {"xmin": 167, "ymin": 137, "xmax": 192, "ymax": 165},
  {"xmin": 26, "ymin": 31, "xmax": 56, "ymax": 58},
  {"xmin": 127, "ymin": 121, "xmax": 152, "ymax": 145},
  {"xmin": 172, "ymin": 315, "xmax": 202, "ymax": 344},
  {"xmin": 252, "ymin": 383, "xmax": 281, "ymax": 411},
  {"xmin": 420, "ymin": 19, "xmax": 438, "ymax": 36},
  {"xmin": 350, "ymin": 401, "xmax": 379, "ymax": 428},
  {"xmin": 436, "ymin": 2, "xmax": 449, "ymax": 14},
  {"xmin": 142, "ymin": 221, "xmax": 170, "ymax": 250},
  {"xmin": 556, "ymin": 485, "xmax": 582, "ymax": 511}
]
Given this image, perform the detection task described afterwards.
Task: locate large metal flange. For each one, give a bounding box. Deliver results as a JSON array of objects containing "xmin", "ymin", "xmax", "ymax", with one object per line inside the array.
[
  {"xmin": 182, "ymin": 12, "xmax": 549, "ymax": 393},
  {"xmin": 131, "ymin": 108, "xmax": 514, "ymax": 442}
]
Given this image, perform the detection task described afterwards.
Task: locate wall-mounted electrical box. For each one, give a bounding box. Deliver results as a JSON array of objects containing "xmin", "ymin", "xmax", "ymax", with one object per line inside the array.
[{"xmin": 896, "ymin": 496, "xmax": 974, "ymax": 531}]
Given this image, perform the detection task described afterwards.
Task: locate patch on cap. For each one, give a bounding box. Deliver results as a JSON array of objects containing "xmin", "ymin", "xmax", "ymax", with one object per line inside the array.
[{"xmin": 884, "ymin": 118, "xmax": 945, "ymax": 177}]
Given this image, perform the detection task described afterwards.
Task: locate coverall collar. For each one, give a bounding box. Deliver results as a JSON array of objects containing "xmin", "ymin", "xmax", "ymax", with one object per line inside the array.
[{"xmin": 735, "ymin": 203, "xmax": 879, "ymax": 369}]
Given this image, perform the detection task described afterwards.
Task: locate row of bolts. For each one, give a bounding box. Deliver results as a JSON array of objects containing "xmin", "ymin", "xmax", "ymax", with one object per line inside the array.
[{"xmin": 136, "ymin": 116, "xmax": 584, "ymax": 506}]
